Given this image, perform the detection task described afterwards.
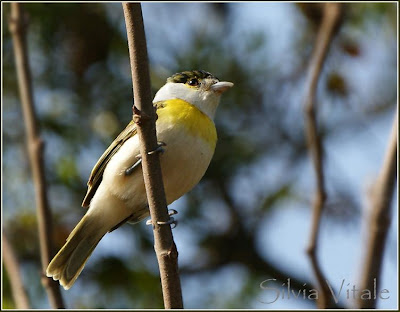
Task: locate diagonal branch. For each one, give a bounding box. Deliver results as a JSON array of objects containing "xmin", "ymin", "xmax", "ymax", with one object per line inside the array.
[
  {"xmin": 303, "ymin": 3, "xmax": 342, "ymax": 309},
  {"xmin": 122, "ymin": 3, "xmax": 183, "ymax": 309},
  {"xmin": 2, "ymin": 233, "xmax": 31, "ymax": 309},
  {"xmin": 9, "ymin": 3, "xmax": 64, "ymax": 309},
  {"xmin": 357, "ymin": 109, "xmax": 397, "ymax": 309}
]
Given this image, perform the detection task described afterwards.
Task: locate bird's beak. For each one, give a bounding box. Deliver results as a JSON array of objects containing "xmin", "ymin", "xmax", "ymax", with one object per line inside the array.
[{"xmin": 211, "ymin": 81, "xmax": 234, "ymax": 94}]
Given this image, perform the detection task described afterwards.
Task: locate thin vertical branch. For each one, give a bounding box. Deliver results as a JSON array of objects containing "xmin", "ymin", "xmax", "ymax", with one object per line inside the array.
[
  {"xmin": 3, "ymin": 233, "xmax": 31, "ymax": 309},
  {"xmin": 303, "ymin": 3, "xmax": 342, "ymax": 309},
  {"xmin": 122, "ymin": 3, "xmax": 183, "ymax": 309},
  {"xmin": 357, "ymin": 110, "xmax": 397, "ymax": 309},
  {"xmin": 9, "ymin": 3, "xmax": 64, "ymax": 309}
]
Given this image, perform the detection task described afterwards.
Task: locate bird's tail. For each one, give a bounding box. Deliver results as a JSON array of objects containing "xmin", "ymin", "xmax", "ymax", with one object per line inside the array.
[{"xmin": 46, "ymin": 214, "xmax": 106, "ymax": 290}]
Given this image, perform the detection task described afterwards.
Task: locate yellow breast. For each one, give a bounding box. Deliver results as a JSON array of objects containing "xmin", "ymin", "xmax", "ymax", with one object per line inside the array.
[{"xmin": 155, "ymin": 98, "xmax": 217, "ymax": 149}]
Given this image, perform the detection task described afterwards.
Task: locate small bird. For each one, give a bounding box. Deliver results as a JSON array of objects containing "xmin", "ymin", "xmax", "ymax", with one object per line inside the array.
[{"xmin": 46, "ymin": 70, "xmax": 233, "ymax": 289}]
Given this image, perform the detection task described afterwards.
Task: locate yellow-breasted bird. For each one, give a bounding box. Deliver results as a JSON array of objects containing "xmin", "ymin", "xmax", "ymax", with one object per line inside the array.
[{"xmin": 46, "ymin": 70, "xmax": 233, "ymax": 289}]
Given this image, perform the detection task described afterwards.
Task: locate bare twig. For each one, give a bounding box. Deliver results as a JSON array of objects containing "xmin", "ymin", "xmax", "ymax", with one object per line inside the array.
[
  {"xmin": 9, "ymin": 3, "xmax": 64, "ymax": 309},
  {"xmin": 122, "ymin": 3, "xmax": 183, "ymax": 309},
  {"xmin": 2, "ymin": 233, "xmax": 31, "ymax": 309},
  {"xmin": 303, "ymin": 3, "xmax": 342, "ymax": 309},
  {"xmin": 357, "ymin": 109, "xmax": 397, "ymax": 309}
]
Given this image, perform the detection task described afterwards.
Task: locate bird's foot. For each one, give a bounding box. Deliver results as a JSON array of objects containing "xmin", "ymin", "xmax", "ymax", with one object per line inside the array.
[
  {"xmin": 148, "ymin": 141, "xmax": 166, "ymax": 155},
  {"xmin": 125, "ymin": 141, "xmax": 165, "ymax": 176},
  {"xmin": 146, "ymin": 209, "xmax": 178, "ymax": 229},
  {"xmin": 125, "ymin": 158, "xmax": 142, "ymax": 176}
]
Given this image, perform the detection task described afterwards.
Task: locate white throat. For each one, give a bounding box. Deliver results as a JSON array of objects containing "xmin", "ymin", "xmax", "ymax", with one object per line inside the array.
[{"xmin": 153, "ymin": 82, "xmax": 221, "ymax": 120}]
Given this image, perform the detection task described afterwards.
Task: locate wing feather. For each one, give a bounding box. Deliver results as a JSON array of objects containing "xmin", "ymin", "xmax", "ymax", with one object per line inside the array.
[
  {"xmin": 81, "ymin": 102, "xmax": 165, "ymax": 208},
  {"xmin": 81, "ymin": 120, "xmax": 137, "ymax": 207}
]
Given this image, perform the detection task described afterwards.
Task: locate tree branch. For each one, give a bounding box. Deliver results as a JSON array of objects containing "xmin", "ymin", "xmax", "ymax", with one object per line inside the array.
[
  {"xmin": 9, "ymin": 3, "xmax": 64, "ymax": 309},
  {"xmin": 122, "ymin": 3, "xmax": 183, "ymax": 309},
  {"xmin": 303, "ymin": 3, "xmax": 342, "ymax": 309},
  {"xmin": 357, "ymin": 109, "xmax": 397, "ymax": 309},
  {"xmin": 2, "ymin": 233, "xmax": 31, "ymax": 309}
]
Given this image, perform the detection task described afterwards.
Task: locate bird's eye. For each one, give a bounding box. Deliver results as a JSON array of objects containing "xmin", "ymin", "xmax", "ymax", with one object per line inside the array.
[{"xmin": 188, "ymin": 78, "xmax": 199, "ymax": 86}]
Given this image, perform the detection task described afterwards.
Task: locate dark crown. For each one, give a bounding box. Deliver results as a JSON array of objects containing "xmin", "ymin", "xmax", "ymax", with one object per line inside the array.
[{"xmin": 167, "ymin": 70, "xmax": 218, "ymax": 84}]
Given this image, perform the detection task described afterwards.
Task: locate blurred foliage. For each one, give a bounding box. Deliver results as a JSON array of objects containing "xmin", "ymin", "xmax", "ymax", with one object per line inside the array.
[{"xmin": 2, "ymin": 2, "xmax": 397, "ymax": 309}]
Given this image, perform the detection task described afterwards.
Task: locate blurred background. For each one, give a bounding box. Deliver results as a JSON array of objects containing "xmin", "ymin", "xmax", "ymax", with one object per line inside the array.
[{"xmin": 2, "ymin": 2, "xmax": 397, "ymax": 309}]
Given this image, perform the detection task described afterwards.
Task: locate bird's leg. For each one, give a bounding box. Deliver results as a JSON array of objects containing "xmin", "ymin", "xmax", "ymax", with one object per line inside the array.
[
  {"xmin": 125, "ymin": 141, "xmax": 166, "ymax": 176},
  {"xmin": 146, "ymin": 209, "xmax": 178, "ymax": 229},
  {"xmin": 125, "ymin": 156, "xmax": 142, "ymax": 176},
  {"xmin": 148, "ymin": 141, "xmax": 166, "ymax": 155}
]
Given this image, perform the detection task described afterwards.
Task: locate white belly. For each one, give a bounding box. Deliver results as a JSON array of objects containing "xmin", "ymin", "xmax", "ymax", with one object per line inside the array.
[{"xmin": 99, "ymin": 123, "xmax": 215, "ymax": 212}]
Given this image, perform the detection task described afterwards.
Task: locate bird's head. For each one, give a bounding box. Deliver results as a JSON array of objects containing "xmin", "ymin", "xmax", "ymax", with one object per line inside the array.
[{"xmin": 153, "ymin": 70, "xmax": 234, "ymax": 119}]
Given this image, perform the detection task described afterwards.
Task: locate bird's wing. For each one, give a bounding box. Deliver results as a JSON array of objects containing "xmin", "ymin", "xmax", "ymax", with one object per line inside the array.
[
  {"xmin": 81, "ymin": 120, "xmax": 137, "ymax": 208},
  {"xmin": 81, "ymin": 101, "xmax": 166, "ymax": 208}
]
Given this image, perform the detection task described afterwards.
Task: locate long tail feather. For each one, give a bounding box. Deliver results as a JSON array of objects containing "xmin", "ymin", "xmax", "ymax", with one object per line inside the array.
[{"xmin": 46, "ymin": 215, "xmax": 106, "ymax": 290}]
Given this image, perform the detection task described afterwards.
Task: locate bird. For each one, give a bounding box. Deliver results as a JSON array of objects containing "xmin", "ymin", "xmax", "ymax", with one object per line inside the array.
[{"xmin": 46, "ymin": 70, "xmax": 234, "ymax": 290}]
